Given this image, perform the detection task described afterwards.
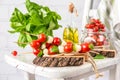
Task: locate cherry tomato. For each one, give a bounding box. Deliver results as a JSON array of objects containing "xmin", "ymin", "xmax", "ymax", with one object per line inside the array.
[
  {"xmin": 46, "ymin": 43, "xmax": 51, "ymax": 48},
  {"xmin": 64, "ymin": 42, "xmax": 73, "ymax": 53},
  {"xmin": 91, "ymin": 19, "xmax": 100, "ymax": 24},
  {"xmin": 90, "ymin": 19, "xmax": 96, "ymax": 23},
  {"xmin": 96, "ymin": 41, "xmax": 103, "ymax": 46},
  {"xmin": 85, "ymin": 24, "xmax": 93, "ymax": 29},
  {"xmin": 99, "ymin": 24, "xmax": 105, "ymax": 29},
  {"xmin": 93, "ymin": 27, "xmax": 99, "ymax": 32},
  {"xmin": 52, "ymin": 37, "xmax": 61, "ymax": 46},
  {"xmin": 33, "ymin": 48, "xmax": 40, "ymax": 56},
  {"xmin": 96, "ymin": 38, "xmax": 104, "ymax": 46},
  {"xmin": 48, "ymin": 45, "xmax": 58, "ymax": 55},
  {"xmin": 80, "ymin": 43, "xmax": 91, "ymax": 53},
  {"xmin": 95, "ymin": 19, "xmax": 101, "ymax": 24},
  {"xmin": 38, "ymin": 33, "xmax": 47, "ymax": 43},
  {"xmin": 66, "ymin": 41, "xmax": 73, "ymax": 46},
  {"xmin": 30, "ymin": 40, "xmax": 41, "ymax": 49},
  {"xmin": 12, "ymin": 50, "xmax": 17, "ymax": 56}
]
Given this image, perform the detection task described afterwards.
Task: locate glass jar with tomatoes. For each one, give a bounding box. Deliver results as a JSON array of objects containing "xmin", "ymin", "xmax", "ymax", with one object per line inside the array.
[
  {"xmin": 82, "ymin": 31, "xmax": 110, "ymax": 49},
  {"xmin": 82, "ymin": 18, "xmax": 111, "ymax": 49}
]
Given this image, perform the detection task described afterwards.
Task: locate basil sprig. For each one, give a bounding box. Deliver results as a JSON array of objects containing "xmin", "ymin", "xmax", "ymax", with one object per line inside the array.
[{"xmin": 9, "ymin": 0, "xmax": 62, "ymax": 48}]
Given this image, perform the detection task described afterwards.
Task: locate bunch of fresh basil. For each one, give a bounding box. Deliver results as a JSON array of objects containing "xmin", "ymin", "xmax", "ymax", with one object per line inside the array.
[{"xmin": 9, "ymin": 0, "xmax": 62, "ymax": 48}]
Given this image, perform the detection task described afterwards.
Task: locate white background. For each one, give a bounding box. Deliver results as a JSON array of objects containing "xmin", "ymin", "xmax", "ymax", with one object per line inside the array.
[{"xmin": 0, "ymin": 0, "xmax": 112, "ymax": 80}]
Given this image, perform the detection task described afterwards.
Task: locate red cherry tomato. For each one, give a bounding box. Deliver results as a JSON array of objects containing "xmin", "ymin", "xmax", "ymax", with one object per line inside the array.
[
  {"xmin": 38, "ymin": 33, "xmax": 47, "ymax": 43},
  {"xmin": 52, "ymin": 37, "xmax": 61, "ymax": 46},
  {"xmin": 99, "ymin": 24, "xmax": 105, "ymax": 29},
  {"xmin": 85, "ymin": 24, "xmax": 93, "ymax": 29},
  {"xmin": 30, "ymin": 40, "xmax": 41, "ymax": 49},
  {"xmin": 48, "ymin": 45, "xmax": 58, "ymax": 55},
  {"xmin": 46, "ymin": 43, "xmax": 51, "ymax": 48},
  {"xmin": 93, "ymin": 27, "xmax": 99, "ymax": 32},
  {"xmin": 80, "ymin": 43, "xmax": 91, "ymax": 53},
  {"xmin": 64, "ymin": 42, "xmax": 73, "ymax": 53},
  {"xmin": 90, "ymin": 19, "xmax": 96, "ymax": 23},
  {"xmin": 33, "ymin": 48, "xmax": 40, "ymax": 56},
  {"xmin": 96, "ymin": 41, "xmax": 104, "ymax": 46},
  {"xmin": 12, "ymin": 50, "xmax": 17, "ymax": 56},
  {"xmin": 66, "ymin": 41, "xmax": 73, "ymax": 46},
  {"xmin": 95, "ymin": 19, "xmax": 101, "ymax": 24},
  {"xmin": 91, "ymin": 19, "xmax": 100, "ymax": 24}
]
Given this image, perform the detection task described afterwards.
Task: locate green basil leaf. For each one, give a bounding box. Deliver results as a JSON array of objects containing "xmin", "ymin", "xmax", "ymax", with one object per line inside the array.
[
  {"xmin": 94, "ymin": 54, "xmax": 105, "ymax": 59},
  {"xmin": 30, "ymin": 10, "xmax": 42, "ymax": 26},
  {"xmin": 26, "ymin": 23, "xmax": 31, "ymax": 31},
  {"xmin": 33, "ymin": 26, "xmax": 47, "ymax": 34},
  {"xmin": 48, "ymin": 20, "xmax": 56, "ymax": 31},
  {"xmin": 26, "ymin": 0, "xmax": 42, "ymax": 12},
  {"xmin": 51, "ymin": 46, "xmax": 59, "ymax": 53},
  {"xmin": 10, "ymin": 8, "xmax": 26, "ymax": 25},
  {"xmin": 26, "ymin": 34, "xmax": 32, "ymax": 42},
  {"xmin": 8, "ymin": 30, "xmax": 17, "ymax": 33},
  {"xmin": 46, "ymin": 30, "xmax": 53, "ymax": 36},
  {"xmin": 18, "ymin": 33, "xmax": 28, "ymax": 48},
  {"xmin": 37, "ymin": 50, "xmax": 43, "ymax": 57}
]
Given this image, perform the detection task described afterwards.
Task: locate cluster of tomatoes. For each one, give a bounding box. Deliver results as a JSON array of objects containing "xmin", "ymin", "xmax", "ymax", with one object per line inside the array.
[
  {"xmin": 84, "ymin": 18, "xmax": 107, "ymax": 46},
  {"xmin": 85, "ymin": 19, "xmax": 105, "ymax": 32},
  {"xmin": 29, "ymin": 33, "xmax": 94, "ymax": 56}
]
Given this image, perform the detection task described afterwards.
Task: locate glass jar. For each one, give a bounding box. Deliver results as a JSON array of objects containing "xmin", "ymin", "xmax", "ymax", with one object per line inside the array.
[
  {"xmin": 81, "ymin": 31, "xmax": 111, "ymax": 49},
  {"xmin": 63, "ymin": 26, "xmax": 79, "ymax": 43}
]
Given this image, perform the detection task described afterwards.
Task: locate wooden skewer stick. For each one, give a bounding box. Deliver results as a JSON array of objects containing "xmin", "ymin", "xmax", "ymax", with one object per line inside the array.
[
  {"xmin": 23, "ymin": 31, "xmax": 37, "ymax": 37},
  {"xmin": 20, "ymin": 52, "xmax": 33, "ymax": 54},
  {"xmin": 14, "ymin": 42, "xmax": 28, "ymax": 44},
  {"xmin": 89, "ymin": 51, "xmax": 100, "ymax": 54}
]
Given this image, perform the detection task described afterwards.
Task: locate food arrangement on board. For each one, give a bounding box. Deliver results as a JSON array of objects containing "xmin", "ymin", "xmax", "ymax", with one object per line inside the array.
[{"xmin": 9, "ymin": 0, "xmax": 116, "ymax": 79}]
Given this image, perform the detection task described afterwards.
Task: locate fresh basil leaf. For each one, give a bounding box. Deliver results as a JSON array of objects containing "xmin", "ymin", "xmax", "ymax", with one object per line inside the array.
[
  {"xmin": 26, "ymin": 23, "xmax": 31, "ymax": 31},
  {"xmin": 26, "ymin": 0, "xmax": 42, "ymax": 12},
  {"xmin": 51, "ymin": 46, "xmax": 59, "ymax": 52},
  {"xmin": 37, "ymin": 50, "xmax": 43, "ymax": 57},
  {"xmin": 43, "ymin": 15, "xmax": 52, "ymax": 26},
  {"xmin": 94, "ymin": 54, "xmax": 105, "ymax": 59},
  {"xmin": 10, "ymin": 8, "xmax": 26, "ymax": 25},
  {"xmin": 48, "ymin": 20, "xmax": 56, "ymax": 31},
  {"xmin": 30, "ymin": 10, "xmax": 42, "ymax": 26},
  {"xmin": 8, "ymin": 30, "xmax": 17, "ymax": 33},
  {"xmin": 26, "ymin": 34, "xmax": 32, "ymax": 42},
  {"xmin": 33, "ymin": 26, "xmax": 47, "ymax": 34},
  {"xmin": 46, "ymin": 30, "xmax": 53, "ymax": 36},
  {"xmin": 11, "ymin": 22, "xmax": 25, "ymax": 31},
  {"xmin": 18, "ymin": 33, "xmax": 28, "ymax": 48}
]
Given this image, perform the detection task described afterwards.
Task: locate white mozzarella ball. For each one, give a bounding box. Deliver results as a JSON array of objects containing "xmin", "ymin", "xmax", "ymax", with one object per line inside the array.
[
  {"xmin": 84, "ymin": 37, "xmax": 96, "ymax": 43},
  {"xmin": 47, "ymin": 36, "xmax": 53, "ymax": 43},
  {"xmin": 58, "ymin": 45, "xmax": 64, "ymax": 53},
  {"xmin": 74, "ymin": 44, "xmax": 81, "ymax": 52},
  {"xmin": 41, "ymin": 43, "xmax": 46, "ymax": 49},
  {"xmin": 43, "ymin": 49, "xmax": 48, "ymax": 55}
]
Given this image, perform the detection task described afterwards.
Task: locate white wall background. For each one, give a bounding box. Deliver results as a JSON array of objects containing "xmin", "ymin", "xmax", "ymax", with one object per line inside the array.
[{"xmin": 0, "ymin": 0, "xmax": 110, "ymax": 80}]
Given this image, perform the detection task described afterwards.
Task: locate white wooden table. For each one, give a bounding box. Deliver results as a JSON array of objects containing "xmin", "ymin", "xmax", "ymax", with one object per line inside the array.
[{"xmin": 5, "ymin": 53, "xmax": 120, "ymax": 80}]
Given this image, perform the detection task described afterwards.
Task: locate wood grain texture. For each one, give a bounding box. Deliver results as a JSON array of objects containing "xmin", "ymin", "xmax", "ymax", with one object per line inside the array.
[{"xmin": 33, "ymin": 56, "xmax": 85, "ymax": 67}]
